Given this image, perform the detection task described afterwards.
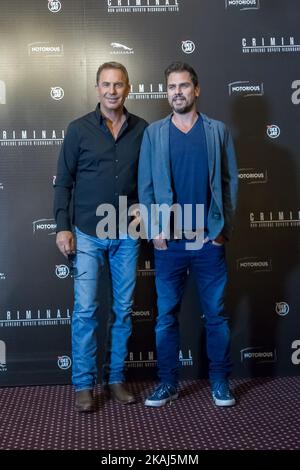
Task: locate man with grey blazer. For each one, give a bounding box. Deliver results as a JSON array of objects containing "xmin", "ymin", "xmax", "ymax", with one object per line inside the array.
[{"xmin": 138, "ymin": 62, "xmax": 238, "ymax": 407}]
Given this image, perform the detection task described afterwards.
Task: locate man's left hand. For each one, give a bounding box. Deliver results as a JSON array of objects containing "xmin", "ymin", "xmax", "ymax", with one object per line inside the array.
[{"xmin": 212, "ymin": 233, "xmax": 227, "ymax": 246}]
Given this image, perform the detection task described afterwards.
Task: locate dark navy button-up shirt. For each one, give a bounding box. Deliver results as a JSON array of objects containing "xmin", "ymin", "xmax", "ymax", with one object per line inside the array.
[{"xmin": 54, "ymin": 104, "xmax": 147, "ymax": 237}]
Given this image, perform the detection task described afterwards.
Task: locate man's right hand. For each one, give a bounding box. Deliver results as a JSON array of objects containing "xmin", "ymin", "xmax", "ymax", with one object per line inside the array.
[
  {"xmin": 56, "ymin": 231, "xmax": 75, "ymax": 258},
  {"xmin": 153, "ymin": 233, "xmax": 168, "ymax": 250}
]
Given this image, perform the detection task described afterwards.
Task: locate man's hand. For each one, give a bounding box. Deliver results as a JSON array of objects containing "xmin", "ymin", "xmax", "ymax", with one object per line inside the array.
[
  {"xmin": 212, "ymin": 233, "xmax": 227, "ymax": 246},
  {"xmin": 56, "ymin": 231, "xmax": 75, "ymax": 257},
  {"xmin": 153, "ymin": 232, "xmax": 168, "ymax": 250}
]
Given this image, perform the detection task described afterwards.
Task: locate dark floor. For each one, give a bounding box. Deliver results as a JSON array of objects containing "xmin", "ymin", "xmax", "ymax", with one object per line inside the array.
[{"xmin": 0, "ymin": 376, "xmax": 299, "ymax": 450}]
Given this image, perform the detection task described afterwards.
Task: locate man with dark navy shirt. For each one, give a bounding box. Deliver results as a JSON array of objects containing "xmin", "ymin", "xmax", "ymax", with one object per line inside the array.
[
  {"xmin": 138, "ymin": 62, "xmax": 238, "ymax": 408},
  {"xmin": 54, "ymin": 62, "xmax": 147, "ymax": 412}
]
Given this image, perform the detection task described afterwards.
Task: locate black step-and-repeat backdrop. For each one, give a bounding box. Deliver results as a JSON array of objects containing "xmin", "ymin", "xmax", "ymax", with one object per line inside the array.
[{"xmin": 1, "ymin": 0, "xmax": 300, "ymax": 386}]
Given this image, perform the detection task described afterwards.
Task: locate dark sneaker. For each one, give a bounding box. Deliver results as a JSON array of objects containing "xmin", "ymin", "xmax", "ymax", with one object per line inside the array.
[
  {"xmin": 145, "ymin": 383, "xmax": 178, "ymax": 407},
  {"xmin": 212, "ymin": 381, "xmax": 236, "ymax": 407}
]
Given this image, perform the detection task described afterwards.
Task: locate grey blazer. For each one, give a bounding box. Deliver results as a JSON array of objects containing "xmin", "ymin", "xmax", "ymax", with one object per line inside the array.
[{"xmin": 138, "ymin": 113, "xmax": 238, "ymax": 240}]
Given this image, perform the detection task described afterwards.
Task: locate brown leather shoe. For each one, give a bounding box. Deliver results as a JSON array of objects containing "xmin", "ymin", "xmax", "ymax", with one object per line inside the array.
[
  {"xmin": 108, "ymin": 383, "xmax": 136, "ymax": 404},
  {"xmin": 74, "ymin": 389, "xmax": 94, "ymax": 412}
]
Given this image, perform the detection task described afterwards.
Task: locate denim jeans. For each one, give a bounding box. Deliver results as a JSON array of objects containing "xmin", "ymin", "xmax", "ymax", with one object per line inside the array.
[
  {"xmin": 72, "ymin": 227, "xmax": 139, "ymax": 391},
  {"xmin": 154, "ymin": 240, "xmax": 232, "ymax": 388}
]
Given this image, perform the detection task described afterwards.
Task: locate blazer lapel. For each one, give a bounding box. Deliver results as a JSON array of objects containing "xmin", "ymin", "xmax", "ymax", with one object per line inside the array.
[
  {"xmin": 159, "ymin": 115, "xmax": 172, "ymax": 180},
  {"xmin": 202, "ymin": 114, "xmax": 216, "ymax": 183}
]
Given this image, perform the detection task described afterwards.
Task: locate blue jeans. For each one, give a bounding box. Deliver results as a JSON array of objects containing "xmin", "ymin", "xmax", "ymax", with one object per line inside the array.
[
  {"xmin": 154, "ymin": 240, "xmax": 232, "ymax": 387},
  {"xmin": 72, "ymin": 227, "xmax": 139, "ymax": 391}
]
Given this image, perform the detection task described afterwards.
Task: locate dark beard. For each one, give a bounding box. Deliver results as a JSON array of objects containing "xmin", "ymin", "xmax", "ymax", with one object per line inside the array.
[{"xmin": 172, "ymin": 101, "xmax": 195, "ymax": 114}]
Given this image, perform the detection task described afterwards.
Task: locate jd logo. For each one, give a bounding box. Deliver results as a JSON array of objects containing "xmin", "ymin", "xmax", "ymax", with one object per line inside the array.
[
  {"xmin": 275, "ymin": 302, "xmax": 289, "ymax": 316},
  {"xmin": 48, "ymin": 1, "xmax": 62, "ymax": 13},
  {"xmin": 181, "ymin": 40, "xmax": 195, "ymax": 54}
]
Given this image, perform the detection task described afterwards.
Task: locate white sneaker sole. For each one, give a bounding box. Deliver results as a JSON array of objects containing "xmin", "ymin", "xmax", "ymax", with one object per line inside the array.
[
  {"xmin": 213, "ymin": 396, "xmax": 236, "ymax": 407},
  {"xmin": 145, "ymin": 393, "xmax": 179, "ymax": 407}
]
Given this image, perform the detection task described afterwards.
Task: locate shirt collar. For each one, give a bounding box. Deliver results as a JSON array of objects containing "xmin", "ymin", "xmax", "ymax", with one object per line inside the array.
[{"xmin": 95, "ymin": 103, "xmax": 130, "ymax": 124}]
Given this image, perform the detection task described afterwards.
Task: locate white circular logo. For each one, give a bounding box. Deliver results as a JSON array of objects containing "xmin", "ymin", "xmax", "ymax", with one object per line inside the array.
[
  {"xmin": 57, "ymin": 355, "xmax": 72, "ymax": 370},
  {"xmin": 55, "ymin": 264, "xmax": 70, "ymax": 279},
  {"xmin": 50, "ymin": 87, "xmax": 64, "ymax": 100},
  {"xmin": 275, "ymin": 302, "xmax": 289, "ymax": 316},
  {"xmin": 181, "ymin": 40, "xmax": 195, "ymax": 54},
  {"xmin": 267, "ymin": 124, "xmax": 280, "ymax": 139},
  {"xmin": 48, "ymin": 1, "xmax": 62, "ymax": 13}
]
